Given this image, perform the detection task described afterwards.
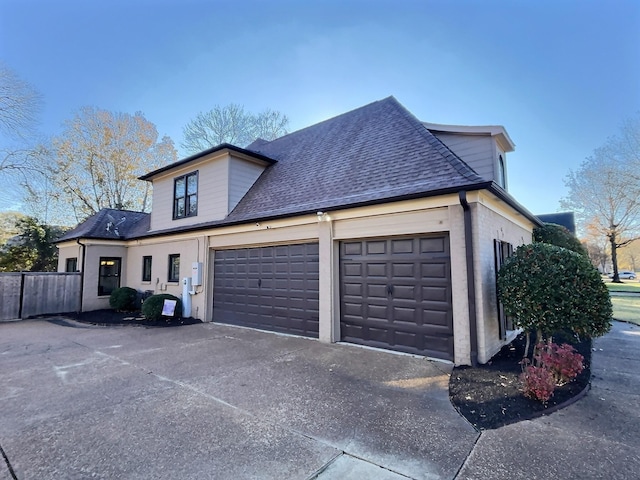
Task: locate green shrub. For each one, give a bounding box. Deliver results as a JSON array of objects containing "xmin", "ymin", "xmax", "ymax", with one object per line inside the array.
[
  {"xmin": 141, "ymin": 294, "xmax": 182, "ymax": 321},
  {"xmin": 533, "ymin": 223, "xmax": 588, "ymax": 256},
  {"xmin": 109, "ymin": 287, "xmax": 139, "ymax": 311},
  {"xmin": 497, "ymin": 243, "xmax": 612, "ymax": 340}
]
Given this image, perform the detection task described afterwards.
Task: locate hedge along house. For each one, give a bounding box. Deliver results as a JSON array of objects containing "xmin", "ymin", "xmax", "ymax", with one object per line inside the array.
[{"xmin": 56, "ymin": 97, "xmax": 541, "ymax": 365}]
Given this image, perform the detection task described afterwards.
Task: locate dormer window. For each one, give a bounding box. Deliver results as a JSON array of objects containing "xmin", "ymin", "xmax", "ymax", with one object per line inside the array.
[
  {"xmin": 497, "ymin": 155, "xmax": 506, "ymax": 189},
  {"xmin": 173, "ymin": 171, "xmax": 198, "ymax": 219}
]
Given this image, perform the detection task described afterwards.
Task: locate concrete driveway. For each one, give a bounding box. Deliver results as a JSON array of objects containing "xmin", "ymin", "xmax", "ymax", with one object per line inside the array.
[{"xmin": 1, "ymin": 319, "xmax": 640, "ymax": 479}]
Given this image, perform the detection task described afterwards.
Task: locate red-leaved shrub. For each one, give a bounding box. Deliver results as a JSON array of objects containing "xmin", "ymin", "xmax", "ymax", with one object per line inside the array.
[
  {"xmin": 537, "ymin": 342, "xmax": 584, "ymax": 386},
  {"xmin": 521, "ymin": 341, "xmax": 585, "ymax": 403},
  {"xmin": 522, "ymin": 365, "xmax": 556, "ymax": 403}
]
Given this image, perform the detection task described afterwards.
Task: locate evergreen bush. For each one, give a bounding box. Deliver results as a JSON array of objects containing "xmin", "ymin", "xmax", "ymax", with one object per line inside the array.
[
  {"xmin": 141, "ymin": 294, "xmax": 182, "ymax": 321},
  {"xmin": 497, "ymin": 243, "xmax": 612, "ymax": 340},
  {"xmin": 533, "ymin": 222, "xmax": 588, "ymax": 256},
  {"xmin": 109, "ymin": 286, "xmax": 139, "ymax": 311}
]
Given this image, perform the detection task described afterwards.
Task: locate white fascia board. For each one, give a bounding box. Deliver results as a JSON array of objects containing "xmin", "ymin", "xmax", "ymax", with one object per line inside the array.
[{"xmin": 423, "ymin": 122, "xmax": 515, "ymax": 152}]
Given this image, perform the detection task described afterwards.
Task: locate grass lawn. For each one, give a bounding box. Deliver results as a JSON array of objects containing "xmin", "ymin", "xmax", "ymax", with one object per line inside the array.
[
  {"xmin": 604, "ymin": 279, "xmax": 640, "ymax": 325},
  {"xmin": 605, "ymin": 280, "xmax": 640, "ymax": 293},
  {"xmin": 611, "ymin": 296, "xmax": 640, "ymax": 326}
]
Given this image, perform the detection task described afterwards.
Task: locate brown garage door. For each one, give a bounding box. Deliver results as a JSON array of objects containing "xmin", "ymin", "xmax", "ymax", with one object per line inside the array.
[
  {"xmin": 340, "ymin": 235, "xmax": 454, "ymax": 360},
  {"xmin": 213, "ymin": 243, "xmax": 319, "ymax": 338}
]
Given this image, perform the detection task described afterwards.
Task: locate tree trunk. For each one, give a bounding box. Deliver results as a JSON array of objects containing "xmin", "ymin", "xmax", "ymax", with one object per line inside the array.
[{"xmin": 610, "ymin": 230, "xmax": 621, "ymax": 282}]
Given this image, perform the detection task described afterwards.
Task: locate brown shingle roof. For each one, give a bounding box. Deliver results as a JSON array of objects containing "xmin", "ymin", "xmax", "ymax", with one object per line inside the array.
[
  {"xmin": 228, "ymin": 96, "xmax": 485, "ymax": 222},
  {"xmin": 61, "ymin": 97, "xmax": 514, "ymax": 241}
]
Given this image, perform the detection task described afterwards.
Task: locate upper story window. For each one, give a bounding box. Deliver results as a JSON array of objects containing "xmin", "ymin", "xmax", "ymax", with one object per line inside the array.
[
  {"xmin": 497, "ymin": 155, "xmax": 506, "ymax": 188},
  {"xmin": 173, "ymin": 171, "xmax": 198, "ymax": 219}
]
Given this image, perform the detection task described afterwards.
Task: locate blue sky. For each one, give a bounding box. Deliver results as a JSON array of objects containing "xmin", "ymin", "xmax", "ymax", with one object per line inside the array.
[{"xmin": 1, "ymin": 0, "xmax": 639, "ymax": 217}]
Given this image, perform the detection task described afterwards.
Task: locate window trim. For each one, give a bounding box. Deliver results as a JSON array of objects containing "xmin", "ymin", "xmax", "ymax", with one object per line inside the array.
[
  {"xmin": 168, "ymin": 254, "xmax": 180, "ymax": 283},
  {"xmin": 142, "ymin": 256, "xmax": 152, "ymax": 282},
  {"xmin": 494, "ymin": 240, "xmax": 514, "ymax": 339},
  {"xmin": 173, "ymin": 171, "xmax": 198, "ymax": 220},
  {"xmin": 65, "ymin": 257, "xmax": 78, "ymax": 273},
  {"xmin": 497, "ymin": 154, "xmax": 506, "ymax": 188},
  {"xmin": 98, "ymin": 257, "xmax": 121, "ymax": 297}
]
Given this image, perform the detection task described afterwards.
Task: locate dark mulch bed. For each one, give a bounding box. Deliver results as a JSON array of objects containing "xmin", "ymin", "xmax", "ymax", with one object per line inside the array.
[
  {"xmin": 449, "ymin": 331, "xmax": 592, "ymax": 430},
  {"xmin": 66, "ymin": 309, "xmax": 202, "ymax": 328}
]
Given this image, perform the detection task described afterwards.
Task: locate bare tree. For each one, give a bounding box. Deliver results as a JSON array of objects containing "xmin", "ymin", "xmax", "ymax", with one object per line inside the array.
[
  {"xmin": 563, "ymin": 115, "xmax": 640, "ymax": 282},
  {"xmin": 0, "ymin": 62, "xmax": 42, "ymax": 139},
  {"xmin": 45, "ymin": 107, "xmax": 177, "ymax": 223},
  {"xmin": 0, "ymin": 63, "xmax": 44, "ymax": 187},
  {"xmin": 181, "ymin": 104, "xmax": 289, "ymax": 154}
]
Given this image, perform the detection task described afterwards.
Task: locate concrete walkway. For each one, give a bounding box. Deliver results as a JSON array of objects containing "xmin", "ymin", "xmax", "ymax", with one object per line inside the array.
[{"xmin": 1, "ymin": 319, "xmax": 639, "ymax": 479}]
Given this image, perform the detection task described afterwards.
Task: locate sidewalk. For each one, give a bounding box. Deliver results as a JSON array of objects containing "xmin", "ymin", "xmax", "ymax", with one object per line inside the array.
[{"xmin": 456, "ymin": 320, "xmax": 640, "ymax": 479}]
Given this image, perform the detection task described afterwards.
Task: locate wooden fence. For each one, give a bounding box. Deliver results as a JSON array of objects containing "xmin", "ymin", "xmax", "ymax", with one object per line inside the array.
[{"xmin": 0, "ymin": 272, "xmax": 81, "ymax": 321}]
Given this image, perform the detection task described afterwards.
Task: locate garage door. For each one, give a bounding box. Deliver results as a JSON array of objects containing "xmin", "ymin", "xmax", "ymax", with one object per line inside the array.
[
  {"xmin": 340, "ymin": 235, "xmax": 454, "ymax": 360},
  {"xmin": 213, "ymin": 243, "xmax": 319, "ymax": 338}
]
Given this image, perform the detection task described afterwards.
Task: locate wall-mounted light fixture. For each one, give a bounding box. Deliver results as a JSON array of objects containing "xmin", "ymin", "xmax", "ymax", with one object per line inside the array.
[{"xmin": 317, "ymin": 211, "xmax": 331, "ymax": 222}]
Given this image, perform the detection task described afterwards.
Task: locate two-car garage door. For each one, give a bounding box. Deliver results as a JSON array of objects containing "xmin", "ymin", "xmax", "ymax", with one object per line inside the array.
[{"xmin": 212, "ymin": 235, "xmax": 454, "ymax": 361}]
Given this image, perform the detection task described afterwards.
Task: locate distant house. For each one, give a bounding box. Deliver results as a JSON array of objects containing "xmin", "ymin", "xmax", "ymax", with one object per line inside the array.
[
  {"xmin": 56, "ymin": 97, "xmax": 541, "ymax": 365},
  {"xmin": 537, "ymin": 212, "xmax": 577, "ymax": 234}
]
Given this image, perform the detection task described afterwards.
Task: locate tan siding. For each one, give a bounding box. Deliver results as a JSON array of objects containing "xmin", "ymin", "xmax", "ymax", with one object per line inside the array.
[
  {"xmin": 126, "ymin": 239, "xmax": 207, "ymax": 317},
  {"xmin": 333, "ymin": 207, "xmax": 449, "ymax": 239},
  {"xmin": 433, "ymin": 133, "xmax": 496, "ymax": 181},
  {"xmin": 228, "ymin": 157, "xmax": 266, "ymax": 211},
  {"xmin": 472, "ymin": 199, "xmax": 534, "ymax": 363},
  {"xmin": 149, "ymin": 155, "xmax": 230, "ymax": 231}
]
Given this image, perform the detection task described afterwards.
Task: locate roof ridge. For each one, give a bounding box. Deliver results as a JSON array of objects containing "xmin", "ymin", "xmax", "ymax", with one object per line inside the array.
[
  {"xmin": 386, "ymin": 98, "xmax": 483, "ymax": 182},
  {"xmin": 248, "ymin": 97, "xmax": 396, "ymax": 152}
]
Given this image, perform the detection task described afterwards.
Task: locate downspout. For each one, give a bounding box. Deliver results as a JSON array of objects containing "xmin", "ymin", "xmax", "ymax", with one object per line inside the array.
[
  {"xmin": 459, "ymin": 191, "xmax": 478, "ymax": 367},
  {"xmin": 76, "ymin": 239, "xmax": 86, "ymax": 314}
]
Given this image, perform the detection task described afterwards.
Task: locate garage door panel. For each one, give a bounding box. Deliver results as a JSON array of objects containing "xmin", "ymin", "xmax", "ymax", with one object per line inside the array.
[
  {"xmin": 393, "ymin": 285, "xmax": 416, "ymax": 299},
  {"xmin": 213, "ymin": 243, "xmax": 319, "ymax": 338},
  {"xmin": 340, "ymin": 235, "xmax": 454, "ymax": 360},
  {"xmin": 420, "ymin": 237, "xmax": 445, "ymax": 253},
  {"xmin": 366, "ymin": 304, "xmax": 388, "ymax": 320},
  {"xmin": 392, "ymin": 263, "xmax": 415, "ymax": 277},
  {"xmin": 421, "ymin": 262, "xmax": 447, "ymax": 278},
  {"xmin": 366, "ymin": 283, "xmax": 387, "ymax": 299},
  {"xmin": 422, "ymin": 286, "xmax": 448, "ymax": 302},
  {"xmin": 343, "ymin": 263, "xmax": 362, "ymax": 277},
  {"xmin": 391, "ymin": 238, "xmax": 414, "ymax": 254},
  {"xmin": 366, "ymin": 240, "xmax": 387, "ymax": 255},
  {"xmin": 366, "ymin": 263, "xmax": 387, "ymax": 277},
  {"xmin": 343, "ymin": 242, "xmax": 362, "ymax": 256}
]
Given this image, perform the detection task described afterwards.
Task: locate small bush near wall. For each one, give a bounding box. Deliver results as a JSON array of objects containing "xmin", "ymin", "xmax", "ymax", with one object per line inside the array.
[
  {"xmin": 109, "ymin": 287, "xmax": 139, "ymax": 311},
  {"xmin": 141, "ymin": 294, "xmax": 182, "ymax": 321}
]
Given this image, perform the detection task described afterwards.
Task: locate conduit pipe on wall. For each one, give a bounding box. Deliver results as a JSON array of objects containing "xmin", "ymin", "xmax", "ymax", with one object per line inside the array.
[
  {"xmin": 76, "ymin": 238, "xmax": 86, "ymax": 314},
  {"xmin": 459, "ymin": 191, "xmax": 478, "ymax": 367}
]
